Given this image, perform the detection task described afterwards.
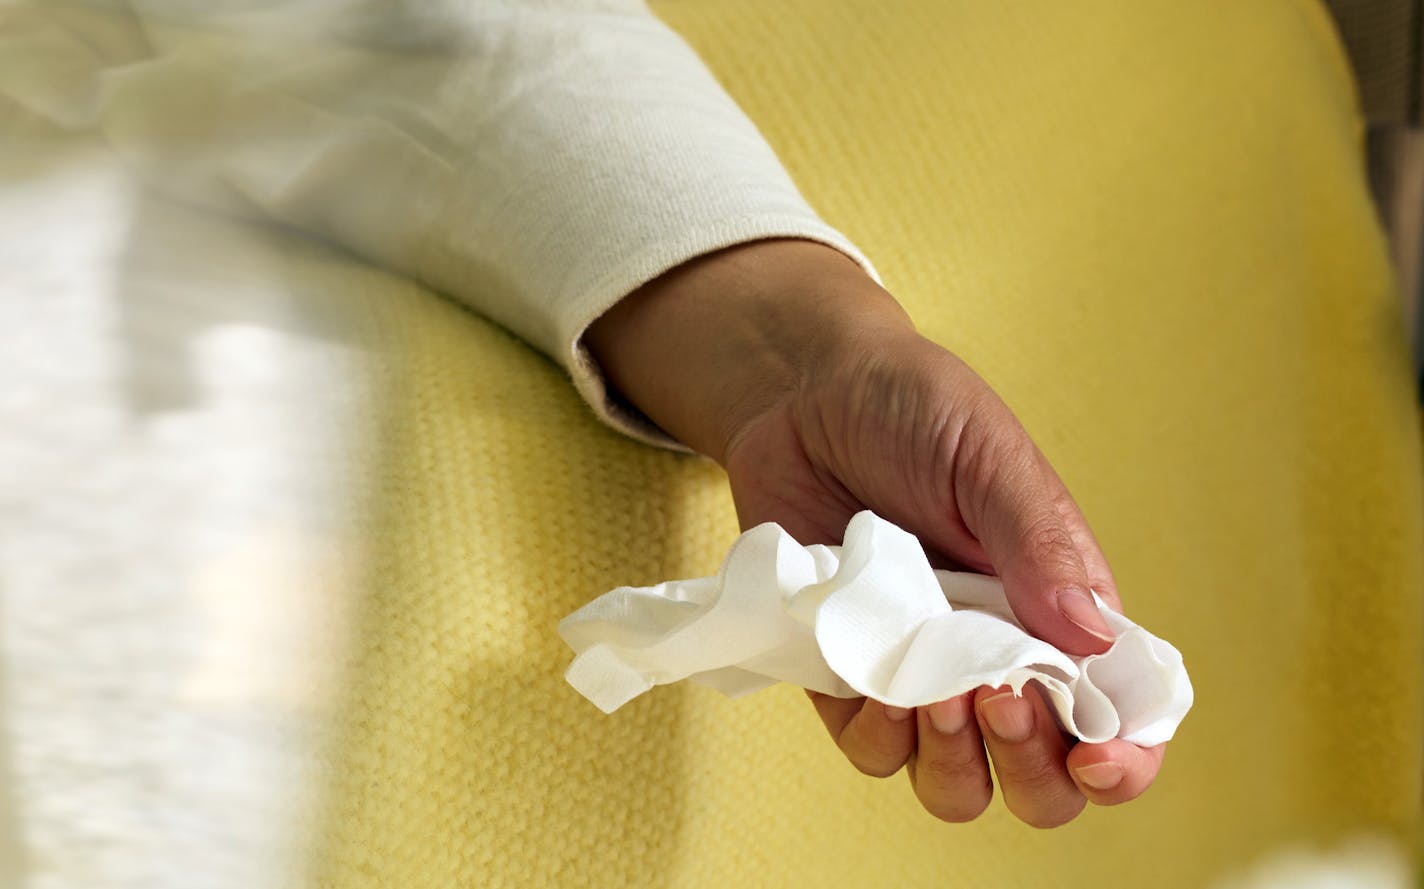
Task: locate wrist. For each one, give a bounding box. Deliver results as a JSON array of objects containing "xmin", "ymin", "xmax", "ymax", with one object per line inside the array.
[{"xmin": 585, "ymin": 239, "xmax": 913, "ymax": 463}]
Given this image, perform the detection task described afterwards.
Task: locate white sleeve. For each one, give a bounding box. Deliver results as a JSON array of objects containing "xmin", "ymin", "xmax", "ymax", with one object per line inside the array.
[{"xmin": 1, "ymin": 0, "xmax": 878, "ymax": 447}]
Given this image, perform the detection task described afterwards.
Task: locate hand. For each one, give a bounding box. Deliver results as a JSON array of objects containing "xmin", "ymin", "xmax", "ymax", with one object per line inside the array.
[{"xmin": 586, "ymin": 239, "xmax": 1165, "ymax": 827}]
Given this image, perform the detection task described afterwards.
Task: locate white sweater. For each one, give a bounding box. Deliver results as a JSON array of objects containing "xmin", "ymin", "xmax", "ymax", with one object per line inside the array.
[{"xmin": 3, "ymin": 0, "xmax": 876, "ymax": 447}]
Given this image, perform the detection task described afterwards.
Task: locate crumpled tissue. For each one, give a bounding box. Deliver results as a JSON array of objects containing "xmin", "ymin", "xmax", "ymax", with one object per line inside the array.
[{"xmin": 559, "ymin": 511, "xmax": 1192, "ymax": 745}]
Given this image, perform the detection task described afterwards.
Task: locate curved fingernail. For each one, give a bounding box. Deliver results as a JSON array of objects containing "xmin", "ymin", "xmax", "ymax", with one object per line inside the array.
[
  {"xmin": 927, "ymin": 696, "xmax": 969, "ymax": 734},
  {"xmin": 884, "ymin": 703, "xmax": 913, "ymax": 722},
  {"xmin": 1057, "ymin": 589, "xmax": 1115, "ymax": 643},
  {"xmin": 980, "ymin": 691, "xmax": 1033, "ymax": 742},
  {"xmin": 1074, "ymin": 761, "xmax": 1125, "ymax": 791}
]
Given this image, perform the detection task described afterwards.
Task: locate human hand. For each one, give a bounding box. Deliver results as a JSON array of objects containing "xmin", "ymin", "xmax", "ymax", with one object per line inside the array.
[{"xmin": 586, "ymin": 239, "xmax": 1165, "ymax": 827}]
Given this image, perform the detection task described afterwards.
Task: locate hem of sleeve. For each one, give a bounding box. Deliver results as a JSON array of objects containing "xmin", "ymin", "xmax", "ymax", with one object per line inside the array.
[{"xmin": 558, "ymin": 215, "xmax": 881, "ymax": 453}]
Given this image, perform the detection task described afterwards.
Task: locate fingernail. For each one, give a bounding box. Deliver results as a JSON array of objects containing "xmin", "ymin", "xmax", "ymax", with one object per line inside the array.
[
  {"xmin": 1074, "ymin": 761, "xmax": 1125, "ymax": 791},
  {"xmin": 927, "ymin": 696, "xmax": 969, "ymax": 734},
  {"xmin": 979, "ymin": 691, "xmax": 1034, "ymax": 742},
  {"xmin": 883, "ymin": 703, "xmax": 913, "ymax": 722},
  {"xmin": 1058, "ymin": 590, "xmax": 1115, "ymax": 643}
]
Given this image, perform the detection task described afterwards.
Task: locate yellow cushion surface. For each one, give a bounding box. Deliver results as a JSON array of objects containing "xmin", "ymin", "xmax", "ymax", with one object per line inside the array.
[{"xmin": 312, "ymin": 1, "xmax": 1423, "ymax": 886}]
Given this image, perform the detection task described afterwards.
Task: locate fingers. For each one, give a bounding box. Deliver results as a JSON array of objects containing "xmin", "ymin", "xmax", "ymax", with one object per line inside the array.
[
  {"xmin": 907, "ymin": 695, "xmax": 993, "ymax": 822},
  {"xmin": 974, "ymin": 685, "xmax": 1085, "ymax": 828},
  {"xmin": 810, "ymin": 691, "xmax": 997, "ymax": 823},
  {"xmin": 810, "ymin": 688, "xmax": 1156, "ymax": 827},
  {"xmin": 807, "ymin": 691, "xmax": 915, "ymax": 778},
  {"xmin": 960, "ymin": 427, "xmax": 1116, "ymax": 655},
  {"xmin": 1067, "ymin": 738, "xmax": 1165, "ymax": 806}
]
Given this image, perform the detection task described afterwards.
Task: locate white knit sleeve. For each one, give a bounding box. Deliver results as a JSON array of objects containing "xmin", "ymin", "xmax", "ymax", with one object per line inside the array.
[{"xmin": 3, "ymin": 0, "xmax": 877, "ymax": 447}]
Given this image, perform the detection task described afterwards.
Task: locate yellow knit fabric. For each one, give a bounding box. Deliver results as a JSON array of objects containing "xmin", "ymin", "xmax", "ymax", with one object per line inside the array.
[{"xmin": 311, "ymin": 2, "xmax": 1423, "ymax": 886}]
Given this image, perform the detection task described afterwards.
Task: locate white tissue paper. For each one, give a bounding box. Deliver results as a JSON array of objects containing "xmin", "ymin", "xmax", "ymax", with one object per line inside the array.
[{"xmin": 559, "ymin": 511, "xmax": 1192, "ymax": 745}]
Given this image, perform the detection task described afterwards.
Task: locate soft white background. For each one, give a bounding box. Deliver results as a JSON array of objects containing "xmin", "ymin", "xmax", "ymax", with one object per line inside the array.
[{"xmin": 0, "ymin": 115, "xmax": 365, "ymax": 887}]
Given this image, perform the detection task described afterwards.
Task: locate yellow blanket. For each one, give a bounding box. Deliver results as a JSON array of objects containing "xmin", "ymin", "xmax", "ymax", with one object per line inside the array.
[{"xmin": 312, "ymin": 2, "xmax": 1423, "ymax": 885}]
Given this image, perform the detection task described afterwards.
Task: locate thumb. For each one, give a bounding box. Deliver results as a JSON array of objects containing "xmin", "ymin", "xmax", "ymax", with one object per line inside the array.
[{"xmin": 960, "ymin": 439, "xmax": 1115, "ymax": 656}]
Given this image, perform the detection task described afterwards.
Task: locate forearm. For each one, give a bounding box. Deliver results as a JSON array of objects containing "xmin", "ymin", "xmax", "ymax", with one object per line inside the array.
[{"xmin": 585, "ymin": 239, "xmax": 914, "ymax": 464}]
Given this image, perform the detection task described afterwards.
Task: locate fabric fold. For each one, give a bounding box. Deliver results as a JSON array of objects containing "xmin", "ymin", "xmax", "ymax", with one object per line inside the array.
[{"xmin": 559, "ymin": 511, "xmax": 1193, "ymax": 745}]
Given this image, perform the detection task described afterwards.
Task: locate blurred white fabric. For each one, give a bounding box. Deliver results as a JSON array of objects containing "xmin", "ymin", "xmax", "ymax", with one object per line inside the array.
[{"xmin": 0, "ymin": 106, "xmax": 371, "ymax": 886}]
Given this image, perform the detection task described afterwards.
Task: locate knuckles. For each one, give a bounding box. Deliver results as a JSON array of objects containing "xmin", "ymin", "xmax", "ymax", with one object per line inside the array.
[{"xmin": 1022, "ymin": 519, "xmax": 1082, "ymax": 576}]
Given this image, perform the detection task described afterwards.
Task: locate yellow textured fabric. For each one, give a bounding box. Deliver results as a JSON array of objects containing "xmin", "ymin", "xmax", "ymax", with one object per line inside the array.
[{"xmin": 311, "ymin": 2, "xmax": 1424, "ymax": 886}]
